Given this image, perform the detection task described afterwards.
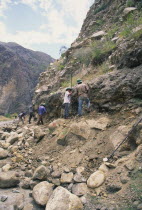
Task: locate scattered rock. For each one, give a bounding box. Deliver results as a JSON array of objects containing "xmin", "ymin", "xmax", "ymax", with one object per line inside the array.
[
  {"xmin": 76, "ymin": 167, "xmax": 85, "ymax": 174},
  {"xmin": 104, "ymin": 162, "xmax": 116, "ymax": 169},
  {"xmin": 46, "ymin": 186, "xmax": 83, "ymax": 210},
  {"xmin": 0, "ymin": 195, "xmax": 8, "ymax": 202},
  {"xmin": 0, "ymin": 171, "xmax": 20, "ymax": 188},
  {"xmin": 13, "ymin": 194, "xmax": 24, "ymax": 210},
  {"xmin": 73, "ymin": 173, "xmax": 87, "ymax": 183},
  {"xmin": 87, "ymin": 170, "xmax": 105, "ymax": 188},
  {"xmin": 125, "ymin": 160, "xmax": 135, "ymax": 171},
  {"xmin": 23, "ymin": 204, "xmax": 34, "ymax": 210},
  {"xmin": 2, "ymin": 164, "xmax": 11, "ymax": 172},
  {"xmin": 51, "ymin": 170, "xmax": 61, "ymax": 178},
  {"xmin": 80, "ymin": 196, "xmax": 87, "ymax": 205},
  {"xmin": 72, "ymin": 183, "xmax": 89, "ymax": 196},
  {"xmin": 120, "ymin": 175, "xmax": 129, "ymax": 184},
  {"xmin": 33, "ymin": 165, "xmax": 49, "ymax": 181},
  {"xmin": 20, "ymin": 178, "xmax": 31, "ymax": 189},
  {"xmin": 32, "ymin": 181, "xmax": 53, "ymax": 206},
  {"xmin": 60, "ymin": 172, "xmax": 74, "ymax": 184},
  {"xmin": 0, "ymin": 148, "xmax": 8, "ymax": 159},
  {"xmin": 7, "ymin": 132, "xmax": 19, "ymax": 145},
  {"xmin": 52, "ymin": 178, "xmax": 60, "ymax": 186}
]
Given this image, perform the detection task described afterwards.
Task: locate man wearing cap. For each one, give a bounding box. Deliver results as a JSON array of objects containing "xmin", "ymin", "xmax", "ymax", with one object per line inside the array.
[
  {"xmin": 75, "ymin": 79, "xmax": 90, "ymax": 116},
  {"xmin": 63, "ymin": 87, "xmax": 72, "ymax": 119}
]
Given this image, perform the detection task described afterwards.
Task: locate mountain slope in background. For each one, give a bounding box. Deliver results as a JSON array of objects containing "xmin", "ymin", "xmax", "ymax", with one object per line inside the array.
[{"xmin": 0, "ymin": 42, "xmax": 55, "ymax": 114}]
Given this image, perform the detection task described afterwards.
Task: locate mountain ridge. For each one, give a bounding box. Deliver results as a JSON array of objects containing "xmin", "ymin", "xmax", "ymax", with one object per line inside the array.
[{"xmin": 0, "ymin": 41, "xmax": 55, "ymax": 115}]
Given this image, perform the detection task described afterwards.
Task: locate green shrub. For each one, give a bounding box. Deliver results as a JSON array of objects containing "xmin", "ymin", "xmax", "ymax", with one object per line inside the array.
[
  {"xmin": 126, "ymin": 0, "xmax": 135, "ymax": 7},
  {"xmin": 119, "ymin": 12, "xmax": 142, "ymax": 39},
  {"xmin": 74, "ymin": 47, "xmax": 92, "ymax": 66},
  {"xmin": 91, "ymin": 40, "xmax": 116, "ymax": 63},
  {"xmin": 107, "ymin": 25, "xmax": 119, "ymax": 39},
  {"xmin": 58, "ymin": 64, "xmax": 64, "ymax": 71},
  {"xmin": 94, "ymin": 1, "xmax": 111, "ymax": 15}
]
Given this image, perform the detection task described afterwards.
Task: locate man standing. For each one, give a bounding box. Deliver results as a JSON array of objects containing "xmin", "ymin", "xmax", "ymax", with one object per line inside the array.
[
  {"xmin": 75, "ymin": 79, "xmax": 90, "ymax": 116},
  {"xmin": 37, "ymin": 104, "xmax": 46, "ymax": 125},
  {"xmin": 63, "ymin": 87, "xmax": 72, "ymax": 119}
]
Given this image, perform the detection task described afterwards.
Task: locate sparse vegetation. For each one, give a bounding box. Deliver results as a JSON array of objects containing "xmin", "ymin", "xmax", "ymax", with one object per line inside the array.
[
  {"xmin": 74, "ymin": 47, "xmax": 92, "ymax": 67},
  {"xmin": 119, "ymin": 12, "xmax": 142, "ymax": 40},
  {"xmin": 126, "ymin": 0, "xmax": 135, "ymax": 7},
  {"xmin": 94, "ymin": 1, "xmax": 111, "ymax": 15},
  {"xmin": 57, "ymin": 64, "xmax": 65, "ymax": 71}
]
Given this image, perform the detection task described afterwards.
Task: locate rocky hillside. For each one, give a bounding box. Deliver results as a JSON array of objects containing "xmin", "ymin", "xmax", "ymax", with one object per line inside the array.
[
  {"xmin": 0, "ymin": 0, "xmax": 142, "ymax": 210},
  {"xmin": 34, "ymin": 0, "xmax": 142, "ymax": 119},
  {"xmin": 0, "ymin": 42, "xmax": 54, "ymax": 115}
]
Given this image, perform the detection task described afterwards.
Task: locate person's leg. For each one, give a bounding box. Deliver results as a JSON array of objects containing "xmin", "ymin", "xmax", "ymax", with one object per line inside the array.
[
  {"xmin": 86, "ymin": 98, "xmax": 90, "ymax": 109},
  {"xmin": 29, "ymin": 113, "xmax": 32, "ymax": 124},
  {"xmin": 64, "ymin": 103, "xmax": 69, "ymax": 118},
  {"xmin": 21, "ymin": 117, "xmax": 24, "ymax": 124},
  {"xmin": 78, "ymin": 97, "xmax": 83, "ymax": 116},
  {"xmin": 85, "ymin": 97, "xmax": 90, "ymax": 112},
  {"xmin": 66, "ymin": 103, "xmax": 70, "ymax": 118},
  {"xmin": 37, "ymin": 115, "xmax": 41, "ymax": 125},
  {"xmin": 39, "ymin": 115, "xmax": 44, "ymax": 125}
]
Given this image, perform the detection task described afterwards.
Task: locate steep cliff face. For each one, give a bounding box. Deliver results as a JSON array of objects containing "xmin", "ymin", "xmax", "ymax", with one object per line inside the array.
[
  {"xmin": 0, "ymin": 42, "xmax": 54, "ymax": 114},
  {"xmin": 34, "ymin": 0, "xmax": 142, "ymax": 119}
]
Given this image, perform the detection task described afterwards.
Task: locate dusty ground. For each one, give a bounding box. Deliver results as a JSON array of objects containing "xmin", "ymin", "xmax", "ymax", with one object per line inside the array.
[{"xmin": 0, "ymin": 108, "xmax": 142, "ymax": 209}]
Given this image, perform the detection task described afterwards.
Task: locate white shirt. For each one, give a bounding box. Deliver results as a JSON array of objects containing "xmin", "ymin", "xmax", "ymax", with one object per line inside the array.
[{"xmin": 64, "ymin": 91, "xmax": 71, "ymax": 103}]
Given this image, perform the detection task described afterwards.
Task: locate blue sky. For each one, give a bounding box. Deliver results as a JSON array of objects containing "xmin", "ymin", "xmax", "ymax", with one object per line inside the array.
[{"xmin": 0, "ymin": 0, "xmax": 94, "ymax": 59}]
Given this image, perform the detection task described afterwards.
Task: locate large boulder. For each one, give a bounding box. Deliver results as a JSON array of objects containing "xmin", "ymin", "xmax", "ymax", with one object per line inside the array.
[
  {"xmin": 0, "ymin": 148, "xmax": 8, "ymax": 159},
  {"xmin": 123, "ymin": 7, "xmax": 136, "ymax": 16},
  {"xmin": 46, "ymin": 186, "xmax": 83, "ymax": 210},
  {"xmin": 33, "ymin": 127, "xmax": 46, "ymax": 143},
  {"xmin": 0, "ymin": 171, "xmax": 20, "ymax": 188},
  {"xmin": 87, "ymin": 170, "xmax": 105, "ymax": 188},
  {"xmin": 86, "ymin": 117, "xmax": 110, "ymax": 130},
  {"xmin": 32, "ymin": 181, "xmax": 53, "ymax": 206},
  {"xmin": 91, "ymin": 31, "xmax": 106, "ymax": 40},
  {"xmin": 109, "ymin": 125, "xmax": 130, "ymax": 150},
  {"xmin": 69, "ymin": 122, "xmax": 90, "ymax": 140}
]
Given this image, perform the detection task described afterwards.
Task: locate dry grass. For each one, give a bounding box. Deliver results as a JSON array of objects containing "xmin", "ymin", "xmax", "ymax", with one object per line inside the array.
[{"xmin": 0, "ymin": 115, "xmax": 12, "ymax": 121}]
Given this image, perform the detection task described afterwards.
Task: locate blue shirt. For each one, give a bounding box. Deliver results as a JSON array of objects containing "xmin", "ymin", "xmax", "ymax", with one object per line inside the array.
[{"xmin": 38, "ymin": 106, "xmax": 46, "ymax": 115}]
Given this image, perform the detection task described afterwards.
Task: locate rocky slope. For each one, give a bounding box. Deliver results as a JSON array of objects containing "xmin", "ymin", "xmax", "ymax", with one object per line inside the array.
[
  {"xmin": 34, "ymin": 0, "xmax": 142, "ymax": 119},
  {"xmin": 0, "ymin": 0, "xmax": 142, "ymax": 209},
  {"xmin": 0, "ymin": 42, "xmax": 54, "ymax": 115}
]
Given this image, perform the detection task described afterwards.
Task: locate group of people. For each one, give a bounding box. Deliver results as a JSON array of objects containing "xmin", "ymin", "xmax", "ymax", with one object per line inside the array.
[
  {"xmin": 18, "ymin": 103, "xmax": 47, "ymax": 125},
  {"xmin": 63, "ymin": 79, "xmax": 90, "ymax": 119},
  {"xmin": 17, "ymin": 79, "xmax": 90, "ymax": 125}
]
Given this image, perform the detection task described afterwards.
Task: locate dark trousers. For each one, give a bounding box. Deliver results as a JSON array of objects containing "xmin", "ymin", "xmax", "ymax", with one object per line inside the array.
[
  {"xmin": 64, "ymin": 103, "xmax": 70, "ymax": 119},
  {"xmin": 29, "ymin": 113, "xmax": 34, "ymax": 124},
  {"xmin": 37, "ymin": 115, "xmax": 44, "ymax": 125}
]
